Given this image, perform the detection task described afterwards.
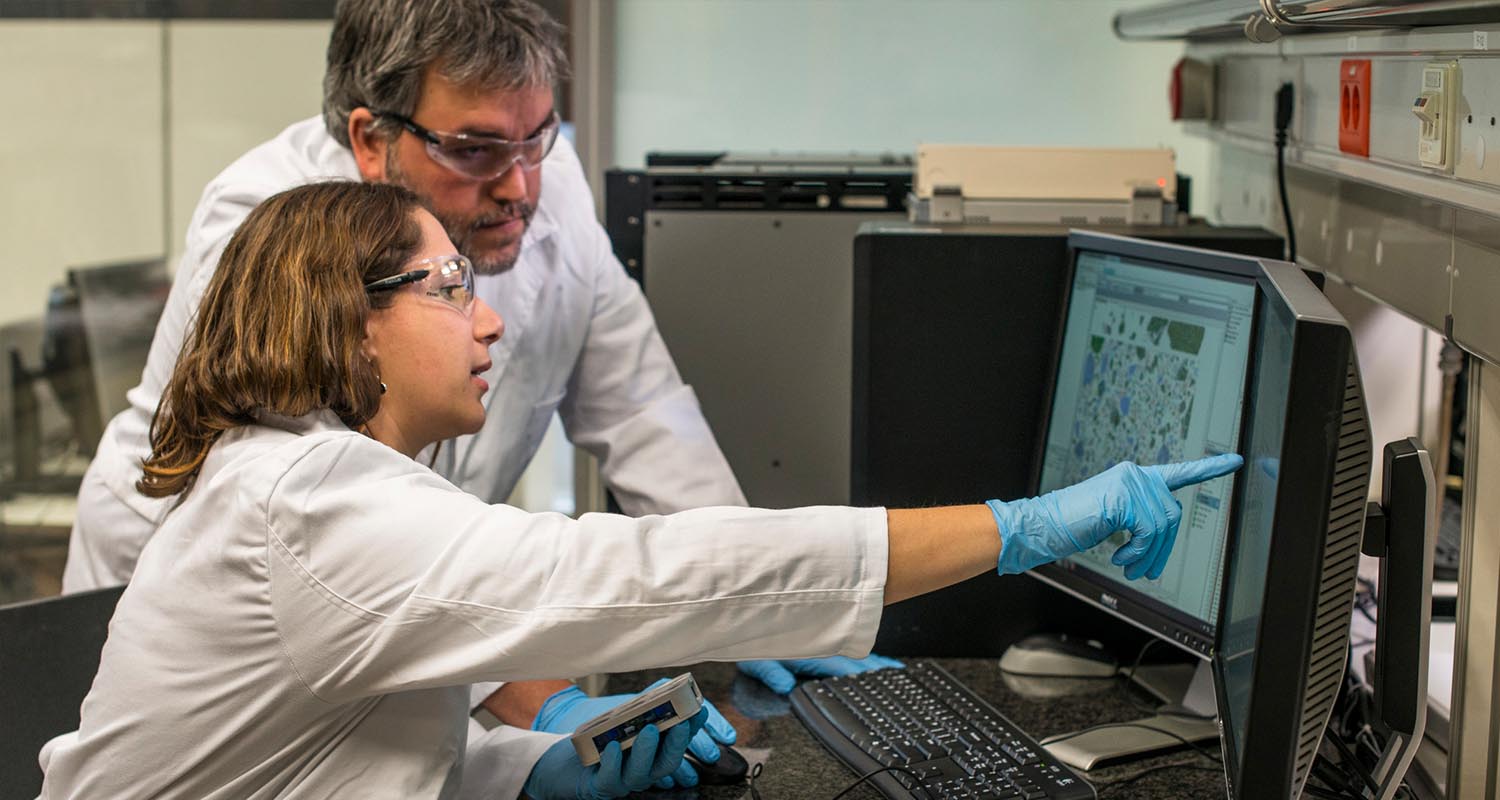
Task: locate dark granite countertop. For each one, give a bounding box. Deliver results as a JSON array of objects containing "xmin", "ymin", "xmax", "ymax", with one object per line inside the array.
[{"xmin": 604, "ymin": 659, "xmax": 1226, "ymax": 800}]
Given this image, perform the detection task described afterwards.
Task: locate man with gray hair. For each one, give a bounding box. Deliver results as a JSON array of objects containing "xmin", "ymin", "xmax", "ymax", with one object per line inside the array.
[{"xmin": 62, "ymin": 0, "xmax": 895, "ymax": 795}]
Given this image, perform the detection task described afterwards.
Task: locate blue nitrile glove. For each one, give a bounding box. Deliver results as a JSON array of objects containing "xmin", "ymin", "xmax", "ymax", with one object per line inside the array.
[
  {"xmin": 522, "ymin": 708, "xmax": 708, "ymax": 800},
  {"xmin": 737, "ymin": 654, "xmax": 906, "ymax": 695},
  {"xmin": 532, "ymin": 682, "xmax": 736, "ymax": 789},
  {"xmin": 987, "ymin": 454, "xmax": 1243, "ymax": 580}
]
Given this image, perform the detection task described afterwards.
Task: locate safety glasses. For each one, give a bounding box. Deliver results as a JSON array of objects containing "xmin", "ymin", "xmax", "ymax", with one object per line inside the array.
[
  {"xmin": 364, "ymin": 254, "xmax": 476, "ymax": 315},
  {"xmin": 374, "ymin": 110, "xmax": 561, "ymax": 181}
]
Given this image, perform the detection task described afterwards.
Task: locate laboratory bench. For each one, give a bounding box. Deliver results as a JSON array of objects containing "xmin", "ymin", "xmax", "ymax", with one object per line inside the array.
[{"xmin": 603, "ymin": 659, "xmax": 1226, "ymax": 800}]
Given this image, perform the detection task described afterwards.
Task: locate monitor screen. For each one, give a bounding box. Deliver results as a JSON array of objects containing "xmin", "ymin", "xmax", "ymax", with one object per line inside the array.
[{"xmin": 1034, "ymin": 244, "xmax": 1255, "ymax": 655}]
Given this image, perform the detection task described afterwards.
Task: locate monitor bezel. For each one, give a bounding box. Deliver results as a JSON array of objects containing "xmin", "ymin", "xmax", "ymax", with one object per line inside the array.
[
  {"xmin": 1208, "ymin": 259, "xmax": 1366, "ymax": 799},
  {"xmin": 1028, "ymin": 230, "xmax": 1268, "ymax": 660}
]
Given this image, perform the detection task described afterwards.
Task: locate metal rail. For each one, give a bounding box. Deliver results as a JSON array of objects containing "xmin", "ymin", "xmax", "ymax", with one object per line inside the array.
[{"xmin": 1115, "ymin": 0, "xmax": 1500, "ymax": 41}]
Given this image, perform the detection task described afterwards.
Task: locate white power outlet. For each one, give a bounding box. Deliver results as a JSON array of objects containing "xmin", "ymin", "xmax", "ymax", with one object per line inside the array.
[{"xmin": 1413, "ymin": 61, "xmax": 1460, "ymax": 172}]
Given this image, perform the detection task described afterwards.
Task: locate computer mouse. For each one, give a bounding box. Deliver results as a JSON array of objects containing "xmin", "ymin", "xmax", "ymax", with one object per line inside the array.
[
  {"xmin": 998, "ymin": 632, "xmax": 1119, "ymax": 678},
  {"xmin": 684, "ymin": 744, "xmax": 749, "ymax": 785}
]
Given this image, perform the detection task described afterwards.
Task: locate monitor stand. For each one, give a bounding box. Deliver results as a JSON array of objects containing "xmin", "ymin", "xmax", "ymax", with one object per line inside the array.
[{"xmin": 1041, "ymin": 658, "xmax": 1219, "ymax": 772}]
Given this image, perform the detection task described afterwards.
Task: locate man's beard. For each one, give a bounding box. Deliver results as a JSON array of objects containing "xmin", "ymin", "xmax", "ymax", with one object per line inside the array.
[{"xmin": 386, "ymin": 152, "xmax": 536, "ymax": 275}]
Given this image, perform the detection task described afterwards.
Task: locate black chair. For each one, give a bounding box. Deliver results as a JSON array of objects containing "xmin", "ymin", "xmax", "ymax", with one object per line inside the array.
[{"xmin": 0, "ymin": 585, "xmax": 124, "ymax": 798}]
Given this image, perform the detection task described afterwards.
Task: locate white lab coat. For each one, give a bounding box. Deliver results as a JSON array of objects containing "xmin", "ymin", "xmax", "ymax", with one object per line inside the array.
[
  {"xmin": 62, "ymin": 117, "xmax": 746, "ymax": 594},
  {"xmin": 40, "ymin": 412, "xmax": 887, "ymax": 799}
]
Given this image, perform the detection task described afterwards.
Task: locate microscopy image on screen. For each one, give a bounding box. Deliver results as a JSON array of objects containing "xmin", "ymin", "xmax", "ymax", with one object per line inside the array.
[{"xmin": 1040, "ymin": 251, "xmax": 1255, "ymax": 624}]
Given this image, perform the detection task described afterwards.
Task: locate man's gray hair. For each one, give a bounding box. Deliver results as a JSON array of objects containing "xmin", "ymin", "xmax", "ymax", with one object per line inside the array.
[{"xmin": 323, "ymin": 0, "xmax": 570, "ymax": 148}]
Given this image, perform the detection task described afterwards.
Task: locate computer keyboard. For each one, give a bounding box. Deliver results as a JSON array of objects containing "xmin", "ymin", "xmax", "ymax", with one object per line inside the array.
[{"xmin": 791, "ymin": 661, "xmax": 1096, "ymax": 799}]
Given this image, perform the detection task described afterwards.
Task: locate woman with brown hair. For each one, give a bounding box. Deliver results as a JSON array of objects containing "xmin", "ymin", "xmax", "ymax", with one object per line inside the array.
[{"xmin": 41, "ymin": 180, "xmax": 1239, "ymax": 799}]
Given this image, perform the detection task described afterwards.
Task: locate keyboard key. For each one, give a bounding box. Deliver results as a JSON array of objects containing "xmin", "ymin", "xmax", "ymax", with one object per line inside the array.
[
  {"xmin": 889, "ymin": 740, "xmax": 921, "ymax": 765},
  {"xmin": 808, "ymin": 689, "xmax": 875, "ymax": 739}
]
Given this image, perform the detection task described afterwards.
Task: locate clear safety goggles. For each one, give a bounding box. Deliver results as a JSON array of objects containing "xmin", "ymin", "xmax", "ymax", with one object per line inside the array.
[
  {"xmin": 364, "ymin": 254, "xmax": 476, "ymax": 315},
  {"xmin": 376, "ymin": 110, "xmax": 561, "ymax": 181}
]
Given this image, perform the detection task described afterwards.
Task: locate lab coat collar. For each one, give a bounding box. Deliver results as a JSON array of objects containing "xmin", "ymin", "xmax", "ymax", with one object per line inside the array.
[{"xmin": 252, "ymin": 408, "xmax": 354, "ymax": 437}]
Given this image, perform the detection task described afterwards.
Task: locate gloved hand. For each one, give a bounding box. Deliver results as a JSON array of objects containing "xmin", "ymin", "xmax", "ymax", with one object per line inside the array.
[
  {"xmin": 532, "ymin": 681, "xmax": 736, "ymax": 788},
  {"xmin": 522, "ymin": 709, "xmax": 708, "ymax": 800},
  {"xmin": 987, "ymin": 454, "xmax": 1243, "ymax": 580},
  {"xmin": 737, "ymin": 654, "xmax": 905, "ymax": 695}
]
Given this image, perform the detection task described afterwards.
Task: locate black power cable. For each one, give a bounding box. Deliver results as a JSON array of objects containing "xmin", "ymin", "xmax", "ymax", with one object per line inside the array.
[
  {"xmin": 1093, "ymin": 762, "xmax": 1222, "ymax": 796},
  {"xmin": 748, "ymin": 761, "xmax": 935, "ymax": 800},
  {"xmin": 1117, "ymin": 638, "xmax": 1215, "ymax": 721},
  {"xmin": 1275, "ymin": 82, "xmax": 1298, "ymax": 264},
  {"xmin": 826, "ymin": 764, "xmax": 931, "ymax": 800}
]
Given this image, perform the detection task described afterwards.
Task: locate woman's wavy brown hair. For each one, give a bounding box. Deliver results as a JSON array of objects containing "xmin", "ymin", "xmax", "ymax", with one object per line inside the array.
[{"xmin": 138, "ymin": 180, "xmax": 423, "ymax": 497}]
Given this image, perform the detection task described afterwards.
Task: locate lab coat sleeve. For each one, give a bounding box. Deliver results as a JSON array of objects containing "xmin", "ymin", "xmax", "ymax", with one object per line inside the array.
[
  {"xmin": 456, "ymin": 723, "xmax": 563, "ymax": 800},
  {"xmin": 469, "ymin": 682, "xmax": 501, "ymax": 712},
  {"xmin": 553, "ymin": 169, "xmax": 747, "ymax": 516},
  {"xmin": 264, "ymin": 434, "xmax": 887, "ymax": 705}
]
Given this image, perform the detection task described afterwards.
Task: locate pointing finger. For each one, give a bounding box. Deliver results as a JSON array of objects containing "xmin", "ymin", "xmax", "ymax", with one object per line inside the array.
[{"xmin": 1148, "ymin": 453, "xmax": 1244, "ymax": 492}]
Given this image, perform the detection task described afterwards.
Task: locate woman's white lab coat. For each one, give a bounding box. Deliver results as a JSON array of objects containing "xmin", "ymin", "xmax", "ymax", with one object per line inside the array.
[{"xmin": 40, "ymin": 413, "xmax": 887, "ymax": 799}]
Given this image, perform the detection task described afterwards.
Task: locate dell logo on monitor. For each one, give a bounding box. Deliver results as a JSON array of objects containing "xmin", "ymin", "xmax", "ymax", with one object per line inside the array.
[{"xmin": 1098, "ymin": 593, "xmax": 1118, "ymax": 610}]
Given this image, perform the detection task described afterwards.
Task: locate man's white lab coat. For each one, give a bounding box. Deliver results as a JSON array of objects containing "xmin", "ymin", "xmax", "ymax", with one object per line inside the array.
[
  {"xmin": 62, "ymin": 117, "xmax": 746, "ymax": 593},
  {"xmin": 40, "ymin": 412, "xmax": 886, "ymax": 799}
]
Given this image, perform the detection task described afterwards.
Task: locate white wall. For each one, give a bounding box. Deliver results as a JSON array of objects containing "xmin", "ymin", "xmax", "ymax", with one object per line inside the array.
[
  {"xmin": 0, "ymin": 19, "xmax": 329, "ymax": 327},
  {"xmin": 167, "ymin": 21, "xmax": 330, "ymax": 264},
  {"xmin": 0, "ymin": 21, "xmax": 166, "ymax": 327},
  {"xmin": 612, "ymin": 0, "xmax": 1210, "ymax": 213}
]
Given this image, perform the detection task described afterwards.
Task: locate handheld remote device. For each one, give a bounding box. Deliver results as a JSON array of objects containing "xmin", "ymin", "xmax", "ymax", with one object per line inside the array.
[{"xmin": 570, "ymin": 673, "xmax": 704, "ymax": 766}]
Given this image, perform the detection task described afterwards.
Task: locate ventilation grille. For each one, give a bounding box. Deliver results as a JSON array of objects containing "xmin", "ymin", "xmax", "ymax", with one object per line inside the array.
[
  {"xmin": 646, "ymin": 174, "xmax": 910, "ymax": 212},
  {"xmin": 1291, "ymin": 355, "xmax": 1372, "ymax": 798}
]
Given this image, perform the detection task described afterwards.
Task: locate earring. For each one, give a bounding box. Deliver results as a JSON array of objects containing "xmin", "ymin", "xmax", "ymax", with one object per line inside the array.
[{"xmin": 367, "ymin": 358, "xmax": 386, "ymax": 395}]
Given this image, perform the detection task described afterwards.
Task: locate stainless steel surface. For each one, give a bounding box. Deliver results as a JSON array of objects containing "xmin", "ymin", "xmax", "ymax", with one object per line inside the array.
[
  {"xmin": 1193, "ymin": 51, "xmax": 1500, "ymax": 362},
  {"xmin": 644, "ymin": 210, "xmax": 900, "ymax": 508},
  {"xmin": 1451, "ymin": 208, "xmax": 1500, "ymax": 366},
  {"xmin": 1448, "ymin": 361, "xmax": 1500, "ymax": 799},
  {"xmin": 1114, "ymin": 0, "xmax": 1267, "ymax": 40},
  {"xmin": 1116, "ymin": 0, "xmax": 1500, "ymax": 41},
  {"xmin": 910, "ymin": 196, "xmax": 1171, "ymax": 225},
  {"xmin": 1213, "ymin": 146, "xmax": 1463, "ymax": 338},
  {"xmin": 1247, "ymin": 0, "xmax": 1417, "ymax": 42}
]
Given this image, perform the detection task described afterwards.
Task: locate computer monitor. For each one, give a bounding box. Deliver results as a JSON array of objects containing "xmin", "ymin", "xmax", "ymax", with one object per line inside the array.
[
  {"xmin": 1212, "ymin": 258, "xmax": 1371, "ymax": 799},
  {"xmin": 1030, "ymin": 233, "xmax": 1371, "ymax": 782},
  {"xmin": 1022, "ymin": 231, "xmax": 1259, "ymax": 769},
  {"xmin": 41, "ymin": 259, "xmax": 168, "ymax": 457}
]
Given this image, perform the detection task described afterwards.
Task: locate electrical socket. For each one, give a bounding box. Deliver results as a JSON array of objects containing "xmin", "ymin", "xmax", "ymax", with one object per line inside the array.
[
  {"xmin": 1339, "ymin": 59, "xmax": 1372, "ymax": 157},
  {"xmin": 1413, "ymin": 61, "xmax": 1460, "ymax": 172}
]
